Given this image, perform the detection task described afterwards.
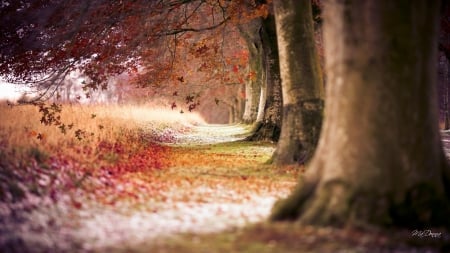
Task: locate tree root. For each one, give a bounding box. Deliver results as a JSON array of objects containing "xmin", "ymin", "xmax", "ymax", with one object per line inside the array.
[
  {"xmin": 270, "ymin": 162, "xmax": 322, "ymax": 221},
  {"xmin": 245, "ymin": 121, "xmax": 280, "ymax": 142}
]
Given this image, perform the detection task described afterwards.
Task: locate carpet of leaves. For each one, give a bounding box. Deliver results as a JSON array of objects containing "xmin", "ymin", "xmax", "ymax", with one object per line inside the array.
[
  {"xmin": 0, "ymin": 124, "xmax": 297, "ymax": 252},
  {"xmin": 2, "ymin": 126, "xmax": 449, "ymax": 253}
]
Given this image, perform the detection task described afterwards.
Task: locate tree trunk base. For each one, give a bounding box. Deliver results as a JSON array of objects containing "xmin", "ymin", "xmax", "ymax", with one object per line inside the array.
[
  {"xmin": 271, "ymin": 166, "xmax": 450, "ymax": 229},
  {"xmin": 245, "ymin": 121, "xmax": 281, "ymax": 142}
]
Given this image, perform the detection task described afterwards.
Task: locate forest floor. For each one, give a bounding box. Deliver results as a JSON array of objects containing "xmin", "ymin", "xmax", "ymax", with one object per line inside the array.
[{"xmin": 1, "ymin": 105, "xmax": 449, "ymax": 252}]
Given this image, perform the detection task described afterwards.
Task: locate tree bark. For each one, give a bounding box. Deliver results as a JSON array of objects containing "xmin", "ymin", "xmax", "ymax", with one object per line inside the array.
[
  {"xmin": 443, "ymin": 53, "xmax": 450, "ymax": 130},
  {"xmin": 256, "ymin": 81, "xmax": 267, "ymax": 123},
  {"xmin": 271, "ymin": 0, "xmax": 450, "ymax": 228},
  {"xmin": 240, "ymin": 20, "xmax": 264, "ymax": 124},
  {"xmin": 246, "ymin": 10, "xmax": 282, "ymax": 142},
  {"xmin": 272, "ymin": 0, "xmax": 324, "ymax": 165}
]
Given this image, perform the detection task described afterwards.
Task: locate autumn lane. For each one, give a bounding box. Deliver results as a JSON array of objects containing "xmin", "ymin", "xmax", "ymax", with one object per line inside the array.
[
  {"xmin": 0, "ymin": 124, "xmax": 297, "ymax": 252},
  {"xmin": 74, "ymin": 124, "xmax": 297, "ymax": 251}
]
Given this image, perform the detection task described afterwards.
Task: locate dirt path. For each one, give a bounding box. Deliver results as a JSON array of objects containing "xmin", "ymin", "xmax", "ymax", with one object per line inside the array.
[
  {"xmin": 4, "ymin": 126, "xmax": 448, "ymax": 252},
  {"xmin": 1, "ymin": 124, "xmax": 297, "ymax": 252}
]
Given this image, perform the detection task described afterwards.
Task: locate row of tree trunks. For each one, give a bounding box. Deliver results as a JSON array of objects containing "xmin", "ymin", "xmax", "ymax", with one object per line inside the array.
[
  {"xmin": 271, "ymin": 0, "xmax": 450, "ymax": 228},
  {"xmin": 240, "ymin": 0, "xmax": 324, "ymax": 161},
  {"xmin": 272, "ymin": 0, "xmax": 324, "ymax": 165},
  {"xmin": 246, "ymin": 10, "xmax": 282, "ymax": 142}
]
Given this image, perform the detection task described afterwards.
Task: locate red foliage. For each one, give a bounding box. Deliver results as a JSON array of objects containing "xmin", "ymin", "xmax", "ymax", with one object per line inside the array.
[
  {"xmin": 102, "ymin": 143, "xmax": 170, "ymax": 175},
  {"xmin": 0, "ymin": 0, "xmax": 269, "ymax": 122}
]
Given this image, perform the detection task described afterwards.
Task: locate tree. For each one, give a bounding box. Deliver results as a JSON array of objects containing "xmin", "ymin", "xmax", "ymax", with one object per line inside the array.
[
  {"xmin": 1, "ymin": 0, "xmax": 273, "ymax": 125},
  {"xmin": 440, "ymin": 0, "xmax": 450, "ymax": 62},
  {"xmin": 439, "ymin": 1, "xmax": 450, "ymax": 130},
  {"xmin": 0, "ymin": 1, "xmax": 239, "ymax": 101},
  {"xmin": 246, "ymin": 6, "xmax": 282, "ymax": 142},
  {"xmin": 272, "ymin": 0, "xmax": 324, "ymax": 165},
  {"xmin": 271, "ymin": 0, "xmax": 450, "ymax": 228},
  {"xmin": 239, "ymin": 19, "xmax": 264, "ymax": 124}
]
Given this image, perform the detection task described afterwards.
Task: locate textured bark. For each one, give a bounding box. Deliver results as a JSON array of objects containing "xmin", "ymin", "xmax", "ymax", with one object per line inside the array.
[
  {"xmin": 256, "ymin": 82, "xmax": 267, "ymax": 123},
  {"xmin": 271, "ymin": 0, "xmax": 450, "ymax": 228},
  {"xmin": 240, "ymin": 20, "xmax": 264, "ymax": 124},
  {"xmin": 272, "ymin": 0, "xmax": 324, "ymax": 165},
  {"xmin": 441, "ymin": 52, "xmax": 450, "ymax": 129},
  {"xmin": 247, "ymin": 11, "xmax": 282, "ymax": 142}
]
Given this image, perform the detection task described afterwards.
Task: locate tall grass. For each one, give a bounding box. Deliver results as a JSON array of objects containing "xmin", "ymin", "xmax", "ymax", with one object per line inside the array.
[
  {"xmin": 0, "ymin": 102, "xmax": 205, "ymax": 203},
  {"xmin": 0, "ymin": 102, "xmax": 205, "ymax": 151}
]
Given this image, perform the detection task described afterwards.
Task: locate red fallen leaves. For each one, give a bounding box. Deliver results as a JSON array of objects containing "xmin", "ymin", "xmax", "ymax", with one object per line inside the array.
[
  {"xmin": 102, "ymin": 143, "xmax": 170, "ymax": 175},
  {"xmin": 0, "ymin": 129, "xmax": 172, "ymax": 209},
  {"xmin": 3, "ymin": 121, "xmax": 294, "ymax": 214},
  {"xmin": 72, "ymin": 199, "xmax": 83, "ymax": 209},
  {"xmin": 81, "ymin": 141, "xmax": 171, "ymax": 205}
]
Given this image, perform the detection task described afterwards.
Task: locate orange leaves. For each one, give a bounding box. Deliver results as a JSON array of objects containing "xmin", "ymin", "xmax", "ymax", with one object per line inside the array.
[
  {"xmin": 2, "ymin": 115, "xmax": 300, "ymax": 239},
  {"xmin": 254, "ymin": 3, "xmax": 270, "ymax": 19},
  {"xmin": 27, "ymin": 130, "xmax": 47, "ymax": 141},
  {"xmin": 83, "ymin": 141, "xmax": 172, "ymax": 206},
  {"xmin": 237, "ymin": 50, "xmax": 249, "ymax": 65},
  {"xmin": 247, "ymin": 70, "xmax": 257, "ymax": 81},
  {"xmin": 229, "ymin": 2, "xmax": 270, "ymax": 24},
  {"xmin": 28, "ymin": 130, "xmax": 38, "ymax": 138}
]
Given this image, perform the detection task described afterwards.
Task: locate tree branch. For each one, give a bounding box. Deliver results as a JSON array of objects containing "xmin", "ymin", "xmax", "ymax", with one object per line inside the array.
[{"xmin": 157, "ymin": 16, "xmax": 230, "ymax": 36}]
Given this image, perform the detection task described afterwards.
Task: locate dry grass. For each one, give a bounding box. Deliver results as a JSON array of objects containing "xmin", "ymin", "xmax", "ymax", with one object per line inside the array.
[
  {"xmin": 0, "ymin": 101, "xmax": 206, "ymax": 204},
  {"xmin": 0, "ymin": 102, "xmax": 205, "ymax": 154}
]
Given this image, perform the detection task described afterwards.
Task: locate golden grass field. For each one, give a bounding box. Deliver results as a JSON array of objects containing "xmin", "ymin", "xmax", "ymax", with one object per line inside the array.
[
  {"xmin": 0, "ymin": 102, "xmax": 205, "ymax": 156},
  {"xmin": 0, "ymin": 102, "xmax": 207, "ymax": 205}
]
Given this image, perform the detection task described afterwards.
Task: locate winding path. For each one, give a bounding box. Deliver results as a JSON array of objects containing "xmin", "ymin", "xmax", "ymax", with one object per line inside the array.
[{"xmin": 1, "ymin": 124, "xmax": 296, "ymax": 252}]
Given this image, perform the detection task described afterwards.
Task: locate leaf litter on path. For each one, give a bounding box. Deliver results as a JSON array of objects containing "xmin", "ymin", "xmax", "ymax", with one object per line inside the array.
[{"xmin": 0, "ymin": 124, "xmax": 297, "ymax": 252}]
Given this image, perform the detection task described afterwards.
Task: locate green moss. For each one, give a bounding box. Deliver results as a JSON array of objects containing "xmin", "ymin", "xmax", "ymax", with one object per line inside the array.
[
  {"xmin": 166, "ymin": 140, "xmax": 297, "ymax": 181},
  {"xmin": 187, "ymin": 141, "xmax": 275, "ymax": 164}
]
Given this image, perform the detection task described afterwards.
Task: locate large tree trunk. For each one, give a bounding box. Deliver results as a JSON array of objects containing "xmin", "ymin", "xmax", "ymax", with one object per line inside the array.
[
  {"xmin": 240, "ymin": 20, "xmax": 264, "ymax": 124},
  {"xmin": 272, "ymin": 0, "xmax": 324, "ymax": 165},
  {"xmin": 256, "ymin": 81, "xmax": 267, "ymax": 123},
  {"xmin": 271, "ymin": 0, "xmax": 450, "ymax": 228},
  {"xmin": 442, "ymin": 45, "xmax": 450, "ymax": 130},
  {"xmin": 246, "ymin": 10, "xmax": 282, "ymax": 142}
]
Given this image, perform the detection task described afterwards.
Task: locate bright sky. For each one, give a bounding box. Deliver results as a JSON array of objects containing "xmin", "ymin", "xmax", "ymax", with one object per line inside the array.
[{"xmin": 0, "ymin": 81, "xmax": 27, "ymax": 100}]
